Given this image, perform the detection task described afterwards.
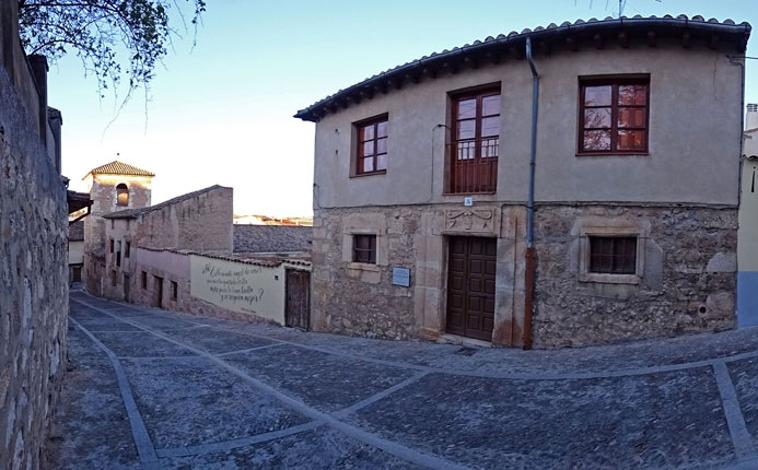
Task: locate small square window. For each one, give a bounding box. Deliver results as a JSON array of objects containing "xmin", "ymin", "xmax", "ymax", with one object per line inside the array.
[
  {"xmin": 171, "ymin": 281, "xmax": 178, "ymax": 301},
  {"xmin": 352, "ymin": 234, "xmax": 377, "ymax": 264},
  {"xmin": 589, "ymin": 236, "xmax": 637, "ymax": 274}
]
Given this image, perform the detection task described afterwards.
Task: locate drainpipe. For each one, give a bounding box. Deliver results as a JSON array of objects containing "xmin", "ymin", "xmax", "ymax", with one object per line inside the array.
[{"xmin": 523, "ymin": 37, "xmax": 539, "ymax": 350}]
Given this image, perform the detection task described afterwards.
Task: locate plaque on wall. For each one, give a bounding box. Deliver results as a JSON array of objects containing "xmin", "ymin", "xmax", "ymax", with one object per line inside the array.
[{"xmin": 392, "ymin": 267, "xmax": 411, "ymax": 287}]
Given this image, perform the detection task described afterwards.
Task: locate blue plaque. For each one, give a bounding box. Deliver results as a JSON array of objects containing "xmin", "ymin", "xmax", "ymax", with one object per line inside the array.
[{"xmin": 392, "ymin": 267, "xmax": 411, "ymax": 287}]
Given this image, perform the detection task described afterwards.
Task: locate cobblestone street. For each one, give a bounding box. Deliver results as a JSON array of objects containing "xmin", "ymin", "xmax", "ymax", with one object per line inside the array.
[{"xmin": 48, "ymin": 291, "xmax": 758, "ymax": 469}]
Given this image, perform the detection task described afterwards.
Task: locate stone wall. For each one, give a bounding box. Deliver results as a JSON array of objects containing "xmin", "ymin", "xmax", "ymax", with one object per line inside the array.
[
  {"xmin": 312, "ymin": 207, "xmax": 421, "ymax": 340},
  {"xmin": 134, "ymin": 186, "xmax": 233, "ymax": 253},
  {"xmin": 533, "ymin": 205, "xmax": 737, "ymax": 348},
  {"xmin": 312, "ymin": 203, "xmax": 737, "ymax": 348},
  {"xmin": 0, "ymin": 9, "xmax": 68, "ymax": 469}
]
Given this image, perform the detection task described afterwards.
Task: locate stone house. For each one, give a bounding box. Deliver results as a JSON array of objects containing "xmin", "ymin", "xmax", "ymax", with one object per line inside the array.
[
  {"xmin": 739, "ymin": 104, "xmax": 758, "ymax": 327},
  {"xmin": 295, "ymin": 15, "xmax": 751, "ymax": 348},
  {"xmin": 100, "ymin": 184, "xmax": 233, "ymax": 304},
  {"xmin": 0, "ymin": 2, "xmax": 69, "ymax": 468},
  {"xmin": 82, "ymin": 160, "xmax": 154, "ymax": 296}
]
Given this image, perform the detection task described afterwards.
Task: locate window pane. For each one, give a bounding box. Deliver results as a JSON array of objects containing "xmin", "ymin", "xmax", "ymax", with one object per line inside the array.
[
  {"xmin": 584, "ymin": 108, "xmax": 611, "ymax": 129},
  {"xmin": 457, "ymin": 98, "xmax": 476, "ymax": 119},
  {"xmin": 457, "ymin": 141, "xmax": 475, "ymax": 160},
  {"xmin": 362, "ymin": 125, "xmax": 374, "ymax": 141},
  {"xmin": 618, "ymin": 108, "xmax": 646, "ymax": 128},
  {"xmin": 362, "ymin": 140, "xmax": 375, "ymax": 156},
  {"xmin": 584, "ymin": 85, "xmax": 612, "ymax": 106},
  {"xmin": 376, "ymin": 137, "xmax": 387, "ymax": 154},
  {"xmin": 481, "ymin": 138, "xmax": 499, "ymax": 158},
  {"xmin": 618, "ymin": 130, "xmax": 646, "ymax": 151},
  {"xmin": 376, "ymin": 121, "xmax": 388, "ymax": 138},
  {"xmin": 457, "ymin": 120, "xmax": 475, "ymax": 140},
  {"xmin": 482, "ymin": 95, "xmax": 501, "ymax": 116},
  {"xmin": 481, "ymin": 116, "xmax": 500, "ymax": 137},
  {"xmin": 376, "ymin": 154, "xmax": 387, "ymax": 170},
  {"xmin": 363, "ymin": 156, "xmax": 374, "ymax": 173},
  {"xmin": 583, "ymin": 130, "xmax": 611, "ymax": 151},
  {"xmin": 618, "ymin": 85, "xmax": 647, "ymax": 105}
]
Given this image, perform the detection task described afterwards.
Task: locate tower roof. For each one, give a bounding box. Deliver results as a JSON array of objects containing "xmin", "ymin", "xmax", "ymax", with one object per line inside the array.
[{"xmin": 84, "ymin": 160, "xmax": 155, "ymax": 179}]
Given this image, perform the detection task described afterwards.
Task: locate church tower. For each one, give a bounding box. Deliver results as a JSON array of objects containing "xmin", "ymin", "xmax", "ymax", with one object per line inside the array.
[{"xmin": 82, "ymin": 160, "xmax": 154, "ymax": 295}]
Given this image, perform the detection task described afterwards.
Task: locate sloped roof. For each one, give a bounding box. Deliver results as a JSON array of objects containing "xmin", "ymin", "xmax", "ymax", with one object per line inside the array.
[
  {"xmin": 68, "ymin": 220, "xmax": 84, "ymax": 241},
  {"xmin": 85, "ymin": 160, "xmax": 155, "ymax": 178},
  {"xmin": 233, "ymin": 225, "xmax": 312, "ymax": 253},
  {"xmin": 103, "ymin": 185, "xmax": 228, "ymax": 219},
  {"xmin": 294, "ymin": 15, "xmax": 751, "ymax": 122}
]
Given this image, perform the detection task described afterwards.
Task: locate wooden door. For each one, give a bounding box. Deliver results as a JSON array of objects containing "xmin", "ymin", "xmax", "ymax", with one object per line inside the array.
[
  {"xmin": 446, "ymin": 236, "xmax": 496, "ymax": 341},
  {"xmin": 123, "ymin": 274, "xmax": 130, "ymax": 302},
  {"xmin": 154, "ymin": 276, "xmax": 163, "ymax": 308},
  {"xmin": 285, "ymin": 270, "xmax": 310, "ymax": 330}
]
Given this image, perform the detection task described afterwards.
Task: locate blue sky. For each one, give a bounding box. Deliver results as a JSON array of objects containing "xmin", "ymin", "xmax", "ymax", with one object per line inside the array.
[{"xmin": 50, "ymin": 0, "xmax": 758, "ymax": 216}]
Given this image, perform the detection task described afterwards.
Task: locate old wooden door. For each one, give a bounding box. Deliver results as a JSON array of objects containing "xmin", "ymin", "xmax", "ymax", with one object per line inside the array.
[
  {"xmin": 154, "ymin": 276, "xmax": 164, "ymax": 309},
  {"xmin": 123, "ymin": 274, "xmax": 130, "ymax": 303},
  {"xmin": 446, "ymin": 236, "xmax": 497, "ymax": 341},
  {"xmin": 285, "ymin": 270, "xmax": 310, "ymax": 330}
]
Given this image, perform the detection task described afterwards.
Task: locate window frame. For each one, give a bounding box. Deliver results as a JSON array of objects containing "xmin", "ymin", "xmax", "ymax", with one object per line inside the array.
[
  {"xmin": 578, "ymin": 225, "xmax": 645, "ymax": 285},
  {"xmin": 447, "ymin": 84, "xmax": 502, "ymax": 194},
  {"xmin": 352, "ymin": 234, "xmax": 377, "ymax": 264},
  {"xmin": 588, "ymin": 236, "xmax": 638, "ymax": 275},
  {"xmin": 353, "ymin": 114, "xmax": 389, "ymax": 177},
  {"xmin": 577, "ymin": 75, "xmax": 650, "ymax": 156}
]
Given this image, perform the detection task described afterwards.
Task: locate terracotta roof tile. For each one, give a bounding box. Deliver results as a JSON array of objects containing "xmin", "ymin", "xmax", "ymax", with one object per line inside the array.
[{"xmin": 85, "ymin": 160, "xmax": 155, "ymax": 178}]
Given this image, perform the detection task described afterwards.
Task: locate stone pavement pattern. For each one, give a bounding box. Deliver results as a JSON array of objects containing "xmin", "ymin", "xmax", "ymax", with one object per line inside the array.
[{"xmin": 46, "ymin": 291, "xmax": 758, "ymax": 469}]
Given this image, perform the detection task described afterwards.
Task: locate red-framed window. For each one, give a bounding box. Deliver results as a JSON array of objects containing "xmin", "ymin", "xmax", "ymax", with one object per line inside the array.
[
  {"xmin": 450, "ymin": 88, "xmax": 501, "ymax": 193},
  {"xmin": 589, "ymin": 236, "xmax": 637, "ymax": 274},
  {"xmin": 352, "ymin": 234, "xmax": 377, "ymax": 264},
  {"xmin": 356, "ymin": 116, "xmax": 388, "ymax": 175},
  {"xmin": 579, "ymin": 77, "xmax": 649, "ymax": 154}
]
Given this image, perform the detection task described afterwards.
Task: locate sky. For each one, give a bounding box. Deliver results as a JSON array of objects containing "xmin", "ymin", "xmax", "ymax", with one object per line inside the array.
[{"xmin": 50, "ymin": 0, "xmax": 758, "ymax": 217}]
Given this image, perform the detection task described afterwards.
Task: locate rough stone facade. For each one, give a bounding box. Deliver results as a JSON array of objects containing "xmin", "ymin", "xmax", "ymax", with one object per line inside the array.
[
  {"xmin": 83, "ymin": 171, "xmax": 152, "ymax": 296},
  {"xmin": 312, "ymin": 203, "xmax": 737, "ymax": 348},
  {"xmin": 533, "ymin": 205, "xmax": 737, "ymax": 348},
  {"xmin": 0, "ymin": 4, "xmax": 68, "ymax": 468}
]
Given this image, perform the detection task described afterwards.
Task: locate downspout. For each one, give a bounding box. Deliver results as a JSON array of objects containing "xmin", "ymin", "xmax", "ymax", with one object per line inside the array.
[{"xmin": 523, "ymin": 37, "xmax": 539, "ymax": 350}]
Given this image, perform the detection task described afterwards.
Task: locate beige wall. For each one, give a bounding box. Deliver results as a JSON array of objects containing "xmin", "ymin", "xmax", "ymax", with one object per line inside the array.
[
  {"xmin": 189, "ymin": 255, "xmax": 286, "ymax": 324},
  {"xmin": 739, "ymin": 132, "xmax": 758, "ymax": 271},
  {"xmin": 313, "ymin": 45, "xmax": 742, "ymax": 208}
]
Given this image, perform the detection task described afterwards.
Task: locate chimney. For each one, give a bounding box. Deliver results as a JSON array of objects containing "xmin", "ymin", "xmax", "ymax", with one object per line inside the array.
[{"xmin": 748, "ymin": 103, "xmax": 758, "ymax": 131}]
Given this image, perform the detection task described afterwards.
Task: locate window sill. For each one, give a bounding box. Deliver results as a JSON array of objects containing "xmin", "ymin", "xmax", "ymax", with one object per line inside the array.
[
  {"xmin": 576, "ymin": 152, "xmax": 649, "ymax": 157},
  {"xmin": 579, "ymin": 272, "xmax": 640, "ymax": 285},
  {"xmin": 350, "ymin": 170, "xmax": 386, "ymax": 179},
  {"xmin": 442, "ymin": 191, "xmax": 497, "ymax": 197},
  {"xmin": 347, "ymin": 262, "xmax": 380, "ymax": 271}
]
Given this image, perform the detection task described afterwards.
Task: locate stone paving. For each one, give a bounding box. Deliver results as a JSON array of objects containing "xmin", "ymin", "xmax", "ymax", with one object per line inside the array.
[{"xmin": 46, "ymin": 291, "xmax": 758, "ymax": 469}]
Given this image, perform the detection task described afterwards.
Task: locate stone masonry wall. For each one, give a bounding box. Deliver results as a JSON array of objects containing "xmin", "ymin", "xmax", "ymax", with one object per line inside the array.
[
  {"xmin": 0, "ymin": 53, "xmax": 67, "ymax": 470},
  {"xmin": 533, "ymin": 205, "xmax": 737, "ymax": 348},
  {"xmin": 313, "ymin": 204, "xmax": 737, "ymax": 348},
  {"xmin": 312, "ymin": 207, "xmax": 419, "ymax": 340}
]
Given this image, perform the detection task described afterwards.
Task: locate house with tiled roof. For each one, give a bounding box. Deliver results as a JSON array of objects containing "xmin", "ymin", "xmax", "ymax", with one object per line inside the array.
[
  {"xmin": 81, "ymin": 159, "xmax": 154, "ymax": 296},
  {"xmin": 296, "ymin": 15, "xmax": 750, "ymax": 348}
]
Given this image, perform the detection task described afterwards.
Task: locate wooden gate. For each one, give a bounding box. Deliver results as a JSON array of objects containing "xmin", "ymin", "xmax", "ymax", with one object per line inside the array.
[
  {"xmin": 285, "ymin": 269, "xmax": 310, "ymax": 330},
  {"xmin": 446, "ymin": 236, "xmax": 496, "ymax": 341}
]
